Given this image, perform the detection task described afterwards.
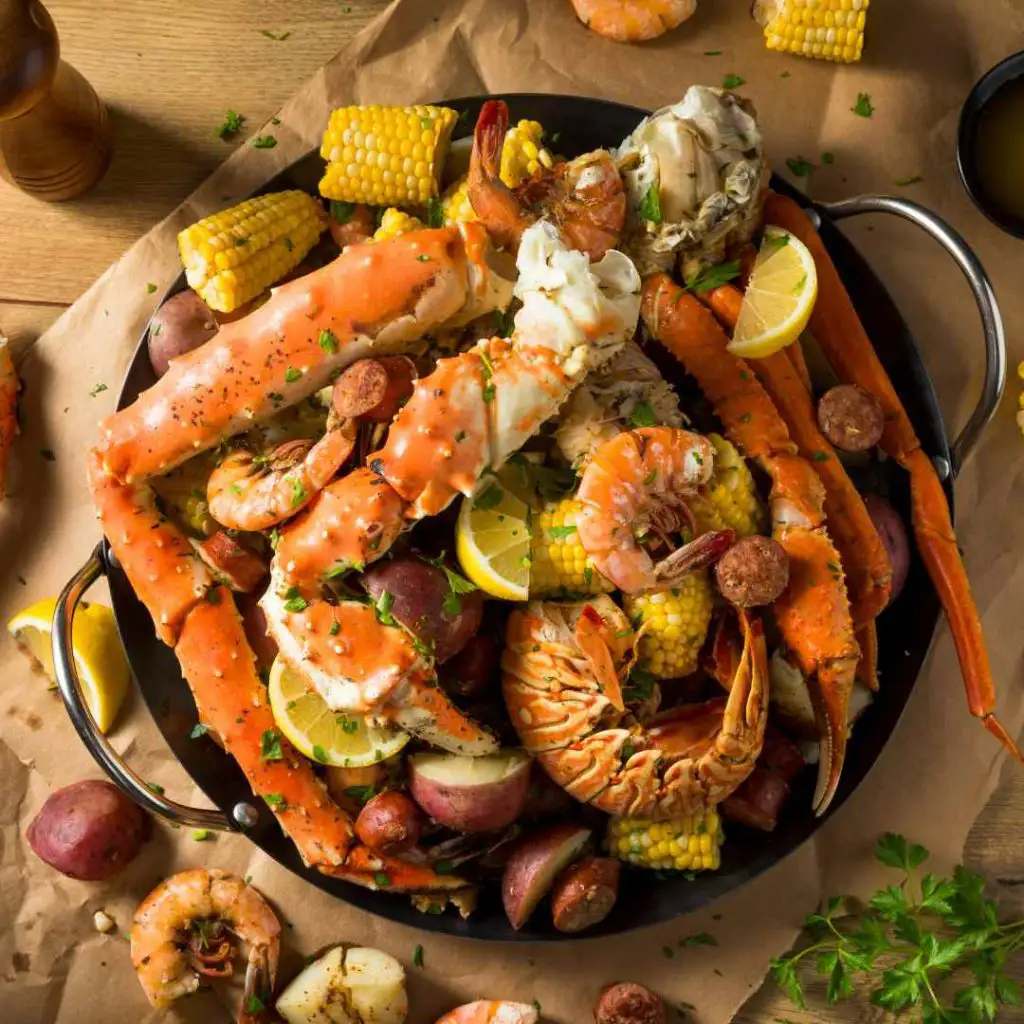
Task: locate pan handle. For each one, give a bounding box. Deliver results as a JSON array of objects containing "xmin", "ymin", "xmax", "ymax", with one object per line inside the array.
[
  {"xmin": 814, "ymin": 194, "xmax": 1006, "ymax": 478},
  {"xmin": 52, "ymin": 545, "xmax": 237, "ymax": 832}
]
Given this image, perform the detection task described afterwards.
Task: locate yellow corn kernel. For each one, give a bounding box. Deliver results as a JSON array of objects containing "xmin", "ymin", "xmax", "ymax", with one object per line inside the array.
[
  {"xmin": 319, "ymin": 104, "xmax": 458, "ymax": 206},
  {"xmin": 692, "ymin": 433, "xmax": 767, "ymax": 537},
  {"xmin": 624, "ymin": 572, "xmax": 713, "ymax": 679},
  {"xmin": 372, "ymin": 207, "xmax": 426, "ymax": 241},
  {"xmin": 757, "ymin": 0, "xmax": 868, "ymax": 63},
  {"xmin": 529, "ymin": 499, "xmax": 615, "ymax": 597},
  {"xmin": 178, "ymin": 191, "xmax": 327, "ymax": 313},
  {"xmin": 441, "ymin": 175, "xmax": 476, "ymax": 225}
]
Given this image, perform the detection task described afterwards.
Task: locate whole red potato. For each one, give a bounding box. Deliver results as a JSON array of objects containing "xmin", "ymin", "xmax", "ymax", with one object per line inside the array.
[{"xmin": 27, "ymin": 780, "xmax": 149, "ymax": 880}]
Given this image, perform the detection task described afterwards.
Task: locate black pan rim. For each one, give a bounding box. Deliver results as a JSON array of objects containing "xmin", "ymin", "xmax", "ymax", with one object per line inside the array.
[{"xmin": 105, "ymin": 92, "xmax": 950, "ymax": 942}]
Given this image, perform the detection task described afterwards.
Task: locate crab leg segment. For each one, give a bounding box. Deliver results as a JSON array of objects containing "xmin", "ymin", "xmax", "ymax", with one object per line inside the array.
[{"xmin": 764, "ymin": 190, "xmax": 1023, "ymax": 763}]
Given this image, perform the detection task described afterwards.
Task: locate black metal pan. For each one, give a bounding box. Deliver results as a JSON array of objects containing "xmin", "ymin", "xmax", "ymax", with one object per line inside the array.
[{"xmin": 50, "ymin": 95, "xmax": 1005, "ymax": 941}]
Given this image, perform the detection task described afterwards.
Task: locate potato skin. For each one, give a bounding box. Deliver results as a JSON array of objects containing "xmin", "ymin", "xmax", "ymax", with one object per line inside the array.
[
  {"xmin": 27, "ymin": 780, "xmax": 149, "ymax": 880},
  {"xmin": 355, "ymin": 790, "xmax": 423, "ymax": 855},
  {"xmin": 439, "ymin": 635, "xmax": 499, "ymax": 699},
  {"xmin": 715, "ymin": 535, "xmax": 789, "ymax": 608},
  {"xmin": 594, "ymin": 982, "xmax": 666, "ymax": 1024},
  {"xmin": 360, "ymin": 558, "xmax": 483, "ymax": 663},
  {"xmin": 148, "ymin": 291, "xmax": 218, "ymax": 377},
  {"xmin": 551, "ymin": 856, "xmax": 621, "ymax": 932},
  {"xmin": 817, "ymin": 384, "xmax": 885, "ymax": 452},
  {"xmin": 863, "ymin": 493, "xmax": 910, "ymax": 602},
  {"xmin": 722, "ymin": 764, "xmax": 791, "ymax": 832}
]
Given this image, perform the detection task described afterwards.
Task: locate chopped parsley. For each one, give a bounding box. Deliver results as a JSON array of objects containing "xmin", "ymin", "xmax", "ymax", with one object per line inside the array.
[
  {"xmin": 894, "ymin": 174, "xmax": 923, "ymax": 187},
  {"xmin": 638, "ymin": 183, "xmax": 663, "ymax": 224},
  {"xmin": 492, "ymin": 308, "xmax": 514, "ymax": 337},
  {"xmin": 189, "ymin": 723, "xmax": 209, "ymax": 739},
  {"xmin": 145, "ymin": 283, "xmax": 157, "ymax": 294},
  {"xmin": 722, "ymin": 73, "xmax": 746, "ymax": 89},
  {"xmin": 318, "ymin": 329, "xmax": 339, "ymax": 353},
  {"xmin": 852, "ymin": 92, "xmax": 874, "ymax": 118},
  {"xmin": 331, "ymin": 200, "xmax": 355, "ymax": 224},
  {"xmin": 374, "ymin": 590, "xmax": 396, "ymax": 626},
  {"xmin": 785, "ymin": 156, "xmax": 815, "ymax": 178},
  {"xmin": 146, "ymin": 782, "xmax": 165, "ymax": 795},
  {"xmin": 289, "ymin": 477, "xmax": 307, "ymax": 508},
  {"xmin": 192, "ymin": 829, "xmax": 213, "ymax": 842},
  {"xmin": 624, "ymin": 666, "xmax": 656, "ymax": 702},
  {"xmin": 413, "ymin": 944, "xmax": 424, "ymax": 968},
  {"xmin": 216, "ymin": 110, "xmax": 245, "ymax": 139},
  {"xmin": 630, "ymin": 400, "xmax": 656, "ymax": 427},
  {"xmin": 251, "ymin": 135, "xmax": 278, "ymax": 149},
  {"xmin": 426, "ymin": 197, "xmax": 444, "ymax": 228},
  {"xmin": 284, "ymin": 366, "xmax": 302, "ymax": 383},
  {"xmin": 374, "ymin": 871, "xmax": 391, "ymax": 887},
  {"xmin": 821, "ymin": 151, "xmax": 836, "ymax": 165},
  {"xmin": 344, "ymin": 784, "xmax": 377, "ymax": 805},
  {"xmin": 329, "ymin": 620, "xmax": 341, "ymax": 636},
  {"xmin": 416, "ymin": 254, "xmax": 432, "ymax": 262},
  {"xmin": 282, "ymin": 586, "xmax": 308, "ymax": 613},
  {"xmin": 312, "ymin": 744, "xmax": 328, "ymax": 762},
  {"xmin": 680, "ymin": 932, "xmax": 718, "ymax": 948},
  {"xmin": 474, "ymin": 483, "xmax": 505, "ymax": 511},
  {"xmin": 260, "ymin": 728, "xmax": 283, "ymax": 761},
  {"xmin": 685, "ymin": 259, "xmax": 741, "ymax": 294},
  {"xmin": 548, "ymin": 524, "xmax": 577, "ymax": 539},
  {"xmin": 763, "ymin": 232, "xmax": 791, "ymax": 255},
  {"xmin": 263, "ymin": 792, "xmax": 285, "ymax": 809},
  {"xmin": 89, "ymin": 382, "xmax": 108, "ymax": 397},
  {"xmin": 704, "ymin": 49, "xmax": 723, "ymax": 55}
]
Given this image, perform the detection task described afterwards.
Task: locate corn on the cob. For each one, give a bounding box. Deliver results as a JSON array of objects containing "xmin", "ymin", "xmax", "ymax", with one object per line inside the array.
[
  {"xmin": 319, "ymin": 104, "xmax": 458, "ymax": 207},
  {"xmin": 178, "ymin": 191, "xmax": 327, "ymax": 313},
  {"xmin": 754, "ymin": 0, "xmax": 868, "ymax": 64},
  {"xmin": 500, "ymin": 120, "xmax": 554, "ymax": 187},
  {"xmin": 624, "ymin": 572, "xmax": 713, "ymax": 679},
  {"xmin": 607, "ymin": 811, "xmax": 723, "ymax": 872},
  {"xmin": 691, "ymin": 433, "xmax": 767, "ymax": 538},
  {"xmin": 529, "ymin": 499, "xmax": 614, "ymax": 597},
  {"xmin": 372, "ymin": 207, "xmax": 426, "ymax": 241},
  {"xmin": 441, "ymin": 175, "xmax": 476, "ymax": 226}
]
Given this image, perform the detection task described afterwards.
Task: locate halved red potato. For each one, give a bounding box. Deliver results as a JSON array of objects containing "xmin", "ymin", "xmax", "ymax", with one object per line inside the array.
[{"xmin": 408, "ymin": 750, "xmax": 531, "ymax": 833}]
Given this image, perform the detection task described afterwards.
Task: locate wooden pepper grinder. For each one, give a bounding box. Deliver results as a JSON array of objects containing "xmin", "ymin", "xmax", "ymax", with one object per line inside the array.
[{"xmin": 0, "ymin": 0, "xmax": 112, "ymax": 200}]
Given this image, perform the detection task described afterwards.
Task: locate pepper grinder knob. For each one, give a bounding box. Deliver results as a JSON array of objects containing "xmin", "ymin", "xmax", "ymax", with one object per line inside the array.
[{"xmin": 0, "ymin": 0, "xmax": 112, "ymax": 200}]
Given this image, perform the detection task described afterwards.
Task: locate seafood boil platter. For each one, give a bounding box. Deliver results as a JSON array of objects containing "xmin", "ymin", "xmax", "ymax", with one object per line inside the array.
[{"xmin": 43, "ymin": 87, "xmax": 1010, "ymax": 961}]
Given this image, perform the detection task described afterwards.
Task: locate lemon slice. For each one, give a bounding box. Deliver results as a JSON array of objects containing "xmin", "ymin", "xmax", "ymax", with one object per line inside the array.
[
  {"xmin": 268, "ymin": 656, "xmax": 409, "ymax": 767},
  {"xmin": 455, "ymin": 470, "xmax": 532, "ymax": 601},
  {"xmin": 727, "ymin": 226, "xmax": 819, "ymax": 359},
  {"xmin": 7, "ymin": 597, "xmax": 129, "ymax": 733}
]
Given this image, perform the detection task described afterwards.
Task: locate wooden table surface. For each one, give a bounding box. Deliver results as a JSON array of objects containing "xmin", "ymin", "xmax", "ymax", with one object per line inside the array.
[{"xmin": 2, "ymin": 2, "xmax": 1022, "ymax": 1021}]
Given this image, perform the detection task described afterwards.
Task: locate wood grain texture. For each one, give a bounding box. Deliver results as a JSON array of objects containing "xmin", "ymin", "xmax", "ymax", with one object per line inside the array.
[{"xmin": 0, "ymin": 3, "xmax": 1021, "ymax": 1021}]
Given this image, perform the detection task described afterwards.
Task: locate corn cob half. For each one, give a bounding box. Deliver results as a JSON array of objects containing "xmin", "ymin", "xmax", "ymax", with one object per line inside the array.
[
  {"xmin": 607, "ymin": 811, "xmax": 723, "ymax": 872},
  {"xmin": 500, "ymin": 120, "xmax": 554, "ymax": 187},
  {"xmin": 624, "ymin": 572, "xmax": 713, "ymax": 679},
  {"xmin": 753, "ymin": 0, "xmax": 868, "ymax": 64},
  {"xmin": 441, "ymin": 175, "xmax": 475, "ymax": 226},
  {"xmin": 529, "ymin": 499, "xmax": 614, "ymax": 598},
  {"xmin": 319, "ymin": 104, "xmax": 458, "ymax": 207},
  {"xmin": 178, "ymin": 191, "xmax": 327, "ymax": 313},
  {"xmin": 691, "ymin": 433, "xmax": 767, "ymax": 538}
]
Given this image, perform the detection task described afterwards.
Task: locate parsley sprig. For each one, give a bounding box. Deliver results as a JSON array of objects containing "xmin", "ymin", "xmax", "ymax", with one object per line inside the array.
[{"xmin": 772, "ymin": 834, "xmax": 1024, "ymax": 1021}]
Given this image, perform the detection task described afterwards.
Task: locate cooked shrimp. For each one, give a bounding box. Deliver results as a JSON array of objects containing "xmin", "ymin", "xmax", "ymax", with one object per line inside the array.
[
  {"xmin": 569, "ymin": 0, "xmax": 697, "ymax": 42},
  {"xmin": 327, "ymin": 201, "xmax": 376, "ymax": 248},
  {"xmin": 434, "ymin": 1002, "xmax": 539, "ymax": 1024},
  {"xmin": 576, "ymin": 426, "xmax": 734, "ymax": 592},
  {"xmin": 207, "ymin": 421, "xmax": 356, "ymax": 531},
  {"xmin": 469, "ymin": 100, "xmax": 626, "ymax": 261},
  {"xmin": 131, "ymin": 868, "xmax": 280, "ymax": 1016},
  {"xmin": 0, "ymin": 332, "xmax": 18, "ymax": 500}
]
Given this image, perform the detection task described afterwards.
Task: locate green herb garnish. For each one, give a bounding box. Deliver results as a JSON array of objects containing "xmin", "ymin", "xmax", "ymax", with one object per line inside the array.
[
  {"xmin": 216, "ymin": 110, "xmax": 245, "ymax": 139},
  {"xmin": 786, "ymin": 156, "xmax": 815, "ymax": 178},
  {"xmin": 852, "ymin": 92, "xmax": 874, "ymax": 118},
  {"xmin": 685, "ymin": 259, "xmax": 742, "ymax": 294},
  {"xmin": 427, "ymin": 197, "xmax": 444, "ymax": 228},
  {"xmin": 331, "ymin": 200, "xmax": 355, "ymax": 224},
  {"xmin": 722, "ymin": 73, "xmax": 746, "ymax": 89},
  {"xmin": 638, "ymin": 184, "xmax": 663, "ymax": 224},
  {"xmin": 251, "ymin": 135, "xmax": 278, "ymax": 149},
  {"xmin": 260, "ymin": 728, "xmax": 283, "ymax": 761},
  {"xmin": 319, "ymin": 329, "xmax": 339, "ymax": 353}
]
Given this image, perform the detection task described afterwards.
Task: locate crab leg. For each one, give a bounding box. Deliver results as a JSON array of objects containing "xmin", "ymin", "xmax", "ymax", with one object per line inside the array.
[
  {"xmin": 764, "ymin": 191, "xmax": 1023, "ymax": 762},
  {"xmin": 642, "ymin": 275, "xmax": 859, "ymax": 813},
  {"xmin": 700, "ymin": 283, "xmax": 893, "ymax": 627},
  {"xmin": 95, "ymin": 225, "xmax": 510, "ymax": 485}
]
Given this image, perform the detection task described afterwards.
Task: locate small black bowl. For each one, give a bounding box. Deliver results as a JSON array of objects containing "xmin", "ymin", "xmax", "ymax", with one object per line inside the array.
[{"xmin": 957, "ymin": 50, "xmax": 1024, "ymax": 237}]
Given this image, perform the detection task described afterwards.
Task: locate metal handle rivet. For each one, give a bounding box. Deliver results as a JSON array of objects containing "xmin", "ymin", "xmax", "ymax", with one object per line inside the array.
[{"xmin": 233, "ymin": 802, "xmax": 259, "ymax": 829}]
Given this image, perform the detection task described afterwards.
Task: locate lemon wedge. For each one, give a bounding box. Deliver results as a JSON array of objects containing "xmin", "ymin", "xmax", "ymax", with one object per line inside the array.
[
  {"xmin": 268, "ymin": 656, "xmax": 409, "ymax": 767},
  {"xmin": 455, "ymin": 470, "xmax": 532, "ymax": 601},
  {"xmin": 7, "ymin": 597, "xmax": 129, "ymax": 733},
  {"xmin": 727, "ymin": 226, "xmax": 818, "ymax": 359}
]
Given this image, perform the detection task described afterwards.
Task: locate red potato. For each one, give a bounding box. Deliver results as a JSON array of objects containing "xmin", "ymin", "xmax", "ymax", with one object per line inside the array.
[
  {"xmin": 759, "ymin": 724, "xmax": 807, "ymax": 786},
  {"xmin": 520, "ymin": 766, "xmax": 573, "ymax": 819},
  {"xmin": 409, "ymin": 750, "xmax": 532, "ymax": 832},
  {"xmin": 721, "ymin": 765, "xmax": 792, "ymax": 832},
  {"xmin": 501, "ymin": 822, "xmax": 592, "ymax": 930},
  {"xmin": 863, "ymin": 493, "xmax": 910, "ymax": 603},
  {"xmin": 193, "ymin": 531, "xmax": 267, "ymax": 593},
  {"xmin": 355, "ymin": 790, "xmax": 423, "ymax": 855},
  {"xmin": 551, "ymin": 856, "xmax": 621, "ymax": 932},
  {"xmin": 148, "ymin": 291, "xmax": 218, "ymax": 377},
  {"xmin": 360, "ymin": 558, "xmax": 483, "ymax": 663},
  {"xmin": 27, "ymin": 780, "xmax": 149, "ymax": 880},
  {"xmin": 594, "ymin": 982, "xmax": 667, "ymax": 1024},
  {"xmin": 439, "ymin": 634, "xmax": 499, "ymax": 699}
]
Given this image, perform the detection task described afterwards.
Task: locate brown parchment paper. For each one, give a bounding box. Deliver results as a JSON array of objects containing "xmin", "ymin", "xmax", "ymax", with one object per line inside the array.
[{"xmin": 2, "ymin": 1, "xmax": 1024, "ymax": 1021}]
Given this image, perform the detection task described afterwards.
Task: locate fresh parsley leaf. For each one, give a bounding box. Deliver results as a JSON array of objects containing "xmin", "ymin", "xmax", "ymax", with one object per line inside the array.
[
  {"xmin": 319, "ymin": 328, "xmax": 339, "ymax": 353},
  {"xmin": 284, "ymin": 366, "xmax": 302, "ymax": 383},
  {"xmin": 190, "ymin": 723, "xmax": 209, "ymax": 739},
  {"xmin": 722, "ymin": 73, "xmax": 746, "ymax": 89},
  {"xmin": 375, "ymin": 590, "xmax": 396, "ymax": 626},
  {"xmin": 246, "ymin": 995, "xmax": 265, "ymax": 1014},
  {"xmin": 852, "ymin": 92, "xmax": 874, "ymax": 118},
  {"xmin": 876, "ymin": 833, "xmax": 929, "ymax": 872},
  {"xmin": 89, "ymin": 382, "xmax": 108, "ymax": 397},
  {"xmin": 427, "ymin": 197, "xmax": 444, "ymax": 228},
  {"xmin": 251, "ymin": 135, "xmax": 278, "ymax": 149},
  {"xmin": 344, "ymin": 784, "xmax": 377, "ymax": 806},
  {"xmin": 474, "ymin": 483, "xmax": 505, "ymax": 511},
  {"xmin": 680, "ymin": 932, "xmax": 718, "ymax": 948},
  {"xmin": 685, "ymin": 259, "xmax": 741, "ymax": 294},
  {"xmin": 146, "ymin": 782, "xmax": 165, "ymax": 795},
  {"xmin": 312, "ymin": 744, "xmax": 328, "ymax": 762},
  {"xmin": 704, "ymin": 49, "xmax": 723, "ymax": 55},
  {"xmin": 638, "ymin": 184, "xmax": 662, "ymax": 224},
  {"xmin": 260, "ymin": 728, "xmax": 283, "ymax": 760},
  {"xmin": 413, "ymin": 944, "xmax": 424, "ymax": 968},
  {"xmin": 821, "ymin": 151, "xmax": 836, "ymax": 165},
  {"xmin": 771, "ymin": 957, "xmax": 806, "ymax": 1010},
  {"xmin": 547, "ymin": 524, "xmax": 577, "ymax": 539},
  {"xmin": 630, "ymin": 399, "xmax": 656, "ymax": 427}
]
